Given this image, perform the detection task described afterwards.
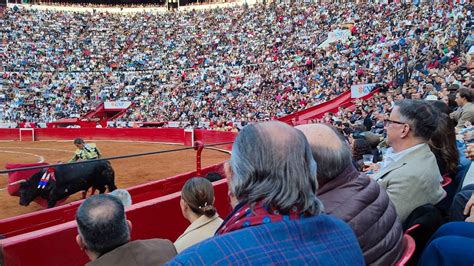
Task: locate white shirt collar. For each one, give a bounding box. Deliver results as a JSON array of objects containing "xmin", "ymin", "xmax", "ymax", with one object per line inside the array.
[{"xmin": 382, "ymin": 143, "xmax": 425, "ymax": 169}]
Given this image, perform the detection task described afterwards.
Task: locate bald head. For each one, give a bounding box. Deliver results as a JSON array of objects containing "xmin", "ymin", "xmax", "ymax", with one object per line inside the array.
[
  {"xmin": 296, "ymin": 124, "xmax": 344, "ymax": 150},
  {"xmin": 255, "ymin": 121, "xmax": 305, "ymax": 160},
  {"xmin": 296, "ymin": 123, "xmax": 352, "ymax": 184}
]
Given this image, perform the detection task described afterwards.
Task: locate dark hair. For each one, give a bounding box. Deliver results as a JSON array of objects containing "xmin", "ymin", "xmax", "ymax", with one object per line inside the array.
[
  {"xmin": 181, "ymin": 177, "xmax": 216, "ymax": 218},
  {"xmin": 430, "ymin": 100, "xmax": 451, "ymax": 115},
  {"xmin": 205, "ymin": 172, "xmax": 223, "ymax": 182},
  {"xmin": 74, "ymin": 138, "xmax": 85, "ymax": 145},
  {"xmin": 352, "ymin": 139, "xmax": 371, "ymax": 161},
  {"xmin": 428, "ymin": 113, "xmax": 459, "ymax": 175},
  {"xmin": 457, "ymin": 88, "xmax": 473, "ymax": 102},
  {"xmin": 395, "ymin": 100, "xmax": 440, "ymax": 141},
  {"xmin": 447, "ymin": 93, "xmax": 457, "ymax": 110},
  {"xmin": 76, "ymin": 194, "xmax": 129, "ymax": 256}
]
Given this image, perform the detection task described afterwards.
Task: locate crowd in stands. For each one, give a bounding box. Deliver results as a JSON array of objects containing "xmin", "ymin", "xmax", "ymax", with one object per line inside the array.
[
  {"xmin": 2, "ymin": 1, "xmax": 474, "ymax": 265},
  {"xmin": 78, "ymin": 91, "xmax": 474, "ymax": 265},
  {"xmin": 0, "ymin": 2, "xmax": 470, "ymax": 127}
]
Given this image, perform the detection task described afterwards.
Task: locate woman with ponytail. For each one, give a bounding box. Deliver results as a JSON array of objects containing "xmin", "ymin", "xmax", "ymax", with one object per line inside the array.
[{"xmin": 174, "ymin": 177, "xmax": 223, "ymax": 253}]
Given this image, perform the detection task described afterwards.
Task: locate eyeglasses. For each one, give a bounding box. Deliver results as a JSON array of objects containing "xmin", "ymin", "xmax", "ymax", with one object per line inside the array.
[{"xmin": 384, "ymin": 119, "xmax": 406, "ymax": 126}]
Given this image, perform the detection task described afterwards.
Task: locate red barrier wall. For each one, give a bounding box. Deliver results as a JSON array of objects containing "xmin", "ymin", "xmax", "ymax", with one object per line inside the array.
[
  {"xmin": 194, "ymin": 130, "xmax": 236, "ymax": 151},
  {"xmin": 0, "ymin": 129, "xmax": 19, "ymax": 141},
  {"xmin": 0, "ymin": 128, "xmax": 237, "ymax": 148},
  {"xmin": 278, "ymin": 91, "xmax": 351, "ymax": 123},
  {"xmin": 35, "ymin": 128, "xmax": 187, "ymax": 144},
  {"xmin": 0, "ymin": 127, "xmax": 230, "ymax": 240},
  {"xmin": 0, "ymin": 163, "xmax": 225, "ymax": 238},
  {"xmin": 278, "ymin": 90, "xmax": 378, "ymax": 124},
  {"xmin": 0, "ymin": 180, "xmax": 231, "ymax": 266}
]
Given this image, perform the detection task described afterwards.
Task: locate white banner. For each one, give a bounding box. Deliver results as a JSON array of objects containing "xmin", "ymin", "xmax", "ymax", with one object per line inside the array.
[
  {"xmin": 104, "ymin": 101, "xmax": 132, "ymax": 110},
  {"xmin": 351, "ymin": 83, "xmax": 377, "ymax": 98},
  {"xmin": 318, "ymin": 29, "xmax": 351, "ymax": 48}
]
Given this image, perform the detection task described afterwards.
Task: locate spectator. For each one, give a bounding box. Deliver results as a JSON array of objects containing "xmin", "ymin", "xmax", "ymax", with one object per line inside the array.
[
  {"xmin": 109, "ymin": 189, "xmax": 132, "ymax": 207},
  {"xmin": 450, "ymin": 88, "xmax": 474, "ymax": 131},
  {"xmin": 418, "ymin": 222, "xmax": 474, "ymax": 266},
  {"xmin": 362, "ymin": 131, "xmax": 382, "ymax": 162},
  {"xmin": 168, "ymin": 121, "xmax": 364, "ymax": 265},
  {"xmin": 429, "ymin": 111, "xmax": 459, "ymax": 177},
  {"xmin": 297, "ymin": 124, "xmax": 403, "ymax": 265},
  {"xmin": 0, "ymin": 3, "xmax": 468, "ymax": 126},
  {"xmin": 418, "ymin": 193, "xmax": 474, "ymax": 265},
  {"xmin": 374, "ymin": 100, "xmax": 446, "ymax": 222},
  {"xmin": 450, "ymin": 184, "xmax": 474, "ymax": 221},
  {"xmin": 352, "ymin": 138, "xmax": 372, "ymax": 172},
  {"xmin": 75, "ymin": 194, "xmax": 176, "ymax": 266},
  {"xmin": 174, "ymin": 177, "xmax": 223, "ymax": 253}
]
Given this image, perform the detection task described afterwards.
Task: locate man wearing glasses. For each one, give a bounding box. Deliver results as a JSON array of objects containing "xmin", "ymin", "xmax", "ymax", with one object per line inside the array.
[{"xmin": 373, "ymin": 100, "xmax": 446, "ymax": 223}]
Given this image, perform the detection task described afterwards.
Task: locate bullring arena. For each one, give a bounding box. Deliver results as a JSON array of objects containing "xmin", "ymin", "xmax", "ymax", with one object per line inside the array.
[
  {"xmin": 0, "ymin": 139, "xmax": 230, "ymax": 219},
  {"xmin": 1, "ymin": 0, "xmax": 473, "ymax": 264},
  {"xmin": 0, "ymin": 127, "xmax": 236, "ymax": 265}
]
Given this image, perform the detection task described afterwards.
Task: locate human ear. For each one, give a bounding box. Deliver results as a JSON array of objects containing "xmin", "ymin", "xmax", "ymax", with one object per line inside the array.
[
  {"xmin": 76, "ymin": 235, "xmax": 86, "ymax": 251},
  {"xmin": 127, "ymin": 220, "xmax": 132, "ymax": 233}
]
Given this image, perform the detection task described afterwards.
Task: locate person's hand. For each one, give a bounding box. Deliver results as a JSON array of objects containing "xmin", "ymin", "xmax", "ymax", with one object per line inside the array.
[
  {"xmin": 466, "ymin": 211, "xmax": 474, "ymax": 223},
  {"xmin": 465, "ymin": 144, "xmax": 474, "ymax": 160},
  {"xmin": 363, "ymin": 162, "xmax": 382, "ymax": 175},
  {"xmin": 464, "ymin": 193, "xmax": 474, "ymax": 222}
]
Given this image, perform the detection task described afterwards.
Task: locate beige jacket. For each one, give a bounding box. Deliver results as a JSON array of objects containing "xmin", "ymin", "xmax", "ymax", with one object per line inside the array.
[
  {"xmin": 450, "ymin": 102, "xmax": 474, "ymax": 130},
  {"xmin": 375, "ymin": 143, "xmax": 446, "ymax": 222},
  {"xmin": 174, "ymin": 214, "xmax": 223, "ymax": 253}
]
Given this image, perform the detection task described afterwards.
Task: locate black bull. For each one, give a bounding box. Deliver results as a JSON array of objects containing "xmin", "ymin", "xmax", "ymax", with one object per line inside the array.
[{"xmin": 19, "ymin": 161, "xmax": 117, "ymax": 208}]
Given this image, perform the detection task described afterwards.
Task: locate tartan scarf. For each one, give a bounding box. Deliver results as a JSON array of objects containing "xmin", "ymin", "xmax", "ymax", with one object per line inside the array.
[{"xmin": 216, "ymin": 201, "xmax": 305, "ymax": 235}]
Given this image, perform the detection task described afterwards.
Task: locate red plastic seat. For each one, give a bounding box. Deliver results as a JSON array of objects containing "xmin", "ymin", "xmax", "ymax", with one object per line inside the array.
[
  {"xmin": 395, "ymin": 234, "xmax": 416, "ymax": 266},
  {"xmin": 405, "ymin": 223, "xmax": 421, "ymax": 235},
  {"xmin": 441, "ymin": 175, "xmax": 452, "ymax": 188}
]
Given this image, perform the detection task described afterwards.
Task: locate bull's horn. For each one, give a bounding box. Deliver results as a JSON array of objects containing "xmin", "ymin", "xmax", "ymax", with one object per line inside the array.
[{"xmin": 9, "ymin": 179, "xmax": 27, "ymax": 186}]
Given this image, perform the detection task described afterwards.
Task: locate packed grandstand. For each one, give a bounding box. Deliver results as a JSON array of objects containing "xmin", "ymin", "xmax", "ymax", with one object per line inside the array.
[
  {"xmin": 1, "ymin": 0, "xmax": 474, "ymax": 265},
  {"xmin": 0, "ymin": 2, "xmax": 470, "ymax": 127}
]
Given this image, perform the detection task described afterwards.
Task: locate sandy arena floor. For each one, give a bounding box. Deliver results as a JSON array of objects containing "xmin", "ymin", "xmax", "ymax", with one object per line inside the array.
[{"xmin": 0, "ymin": 140, "xmax": 230, "ymax": 219}]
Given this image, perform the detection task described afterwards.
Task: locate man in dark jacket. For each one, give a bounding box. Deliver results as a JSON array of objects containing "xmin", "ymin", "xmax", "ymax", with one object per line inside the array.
[
  {"xmin": 297, "ymin": 124, "xmax": 403, "ymax": 265},
  {"xmin": 76, "ymin": 194, "xmax": 177, "ymax": 266}
]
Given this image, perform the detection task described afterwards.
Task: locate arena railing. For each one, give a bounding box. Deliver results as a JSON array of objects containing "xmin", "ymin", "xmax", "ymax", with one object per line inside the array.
[
  {"xmin": 0, "ymin": 128, "xmax": 235, "ymax": 236},
  {"xmin": 0, "ymin": 179, "xmax": 231, "ymax": 266},
  {"xmin": 278, "ymin": 88, "xmax": 379, "ymax": 125},
  {"xmin": 0, "ymin": 161, "xmax": 227, "ymax": 238}
]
